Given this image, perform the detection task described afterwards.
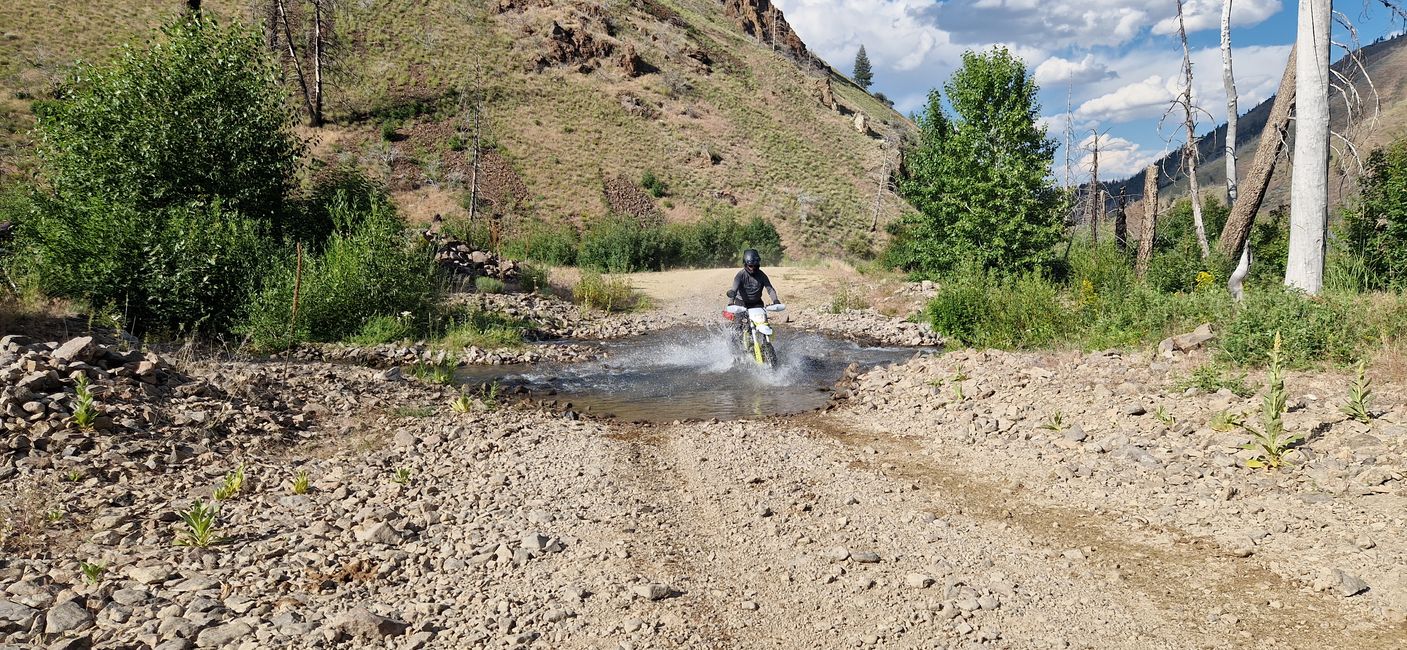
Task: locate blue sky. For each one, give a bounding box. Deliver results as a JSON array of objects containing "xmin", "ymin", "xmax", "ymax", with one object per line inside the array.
[{"xmin": 774, "ymin": 1, "xmax": 1406, "ymax": 181}]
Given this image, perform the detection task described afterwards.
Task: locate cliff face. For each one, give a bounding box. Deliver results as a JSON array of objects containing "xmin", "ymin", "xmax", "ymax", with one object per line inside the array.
[{"xmin": 721, "ymin": 0, "xmax": 823, "ymax": 69}]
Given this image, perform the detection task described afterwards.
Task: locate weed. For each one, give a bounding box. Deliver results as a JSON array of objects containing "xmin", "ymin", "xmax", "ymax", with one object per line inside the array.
[
  {"xmin": 213, "ymin": 464, "xmax": 246, "ymax": 501},
  {"xmin": 80, "ymin": 561, "xmax": 105, "ymax": 585},
  {"xmin": 71, "ymin": 374, "xmax": 98, "ymax": 431},
  {"xmin": 474, "ymin": 276, "xmax": 505, "ymax": 294},
  {"xmin": 408, "ymin": 360, "xmax": 457, "ymax": 384},
  {"xmin": 392, "ymin": 468, "xmax": 412, "ymax": 485},
  {"xmin": 449, "ymin": 393, "xmax": 474, "ymax": 414},
  {"xmin": 1242, "ymin": 332, "xmax": 1303, "ymax": 470},
  {"xmin": 348, "ymin": 313, "xmax": 415, "ymax": 346},
  {"xmin": 66, "ymin": 470, "xmax": 82, "ymax": 483},
  {"xmin": 174, "ymin": 499, "xmax": 224, "ymax": 547},
  {"xmin": 828, "ymin": 286, "xmax": 869, "ymax": 313},
  {"xmin": 45, "ymin": 509, "xmax": 64, "ymax": 524},
  {"xmin": 573, "ymin": 272, "xmax": 639, "ymax": 312},
  {"xmin": 1343, "ymin": 360, "xmax": 1374, "ymax": 423},
  {"xmin": 951, "ymin": 366, "xmax": 970, "ymax": 382},
  {"xmin": 641, "ymin": 170, "xmax": 669, "ymax": 198},
  {"xmin": 1039, "ymin": 411, "xmax": 1067, "ymax": 431},
  {"xmin": 1153, "ymin": 406, "xmax": 1175, "ymax": 426},
  {"xmin": 1176, "ymin": 362, "xmax": 1255, "ymax": 397},
  {"xmin": 1210, "ymin": 410, "xmax": 1245, "ymax": 432},
  {"xmin": 391, "ymin": 405, "xmax": 435, "ymax": 418},
  {"xmin": 292, "ymin": 470, "xmax": 310, "ymax": 496}
]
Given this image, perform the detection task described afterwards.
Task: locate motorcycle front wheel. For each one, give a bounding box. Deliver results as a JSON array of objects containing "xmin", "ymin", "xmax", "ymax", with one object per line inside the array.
[{"xmin": 760, "ymin": 341, "xmax": 778, "ymax": 368}]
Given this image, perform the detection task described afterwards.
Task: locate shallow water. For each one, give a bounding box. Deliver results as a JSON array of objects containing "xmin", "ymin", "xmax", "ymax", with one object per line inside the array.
[{"xmin": 454, "ymin": 325, "xmax": 928, "ymax": 422}]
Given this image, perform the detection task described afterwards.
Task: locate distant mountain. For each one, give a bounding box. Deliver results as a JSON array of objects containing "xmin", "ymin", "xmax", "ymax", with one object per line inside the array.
[
  {"xmin": 0, "ymin": 0, "xmax": 915, "ymax": 256},
  {"xmin": 1106, "ymin": 33, "xmax": 1407, "ymax": 221}
]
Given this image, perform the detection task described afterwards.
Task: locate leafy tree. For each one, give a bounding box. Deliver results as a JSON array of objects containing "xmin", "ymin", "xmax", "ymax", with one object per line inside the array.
[
  {"xmin": 1342, "ymin": 141, "xmax": 1407, "ymax": 290},
  {"xmin": 14, "ymin": 16, "xmax": 305, "ymax": 333},
  {"xmin": 884, "ymin": 47, "xmax": 1064, "ymax": 278},
  {"xmin": 852, "ymin": 45, "xmax": 873, "ymax": 90}
]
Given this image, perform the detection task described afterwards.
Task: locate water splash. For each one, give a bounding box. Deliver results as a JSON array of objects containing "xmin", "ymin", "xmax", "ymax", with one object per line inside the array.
[{"xmin": 457, "ymin": 325, "xmax": 924, "ymax": 422}]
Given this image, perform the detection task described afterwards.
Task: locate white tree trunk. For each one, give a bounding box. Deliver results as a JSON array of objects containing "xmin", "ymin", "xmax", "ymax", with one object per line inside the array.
[
  {"xmin": 1222, "ymin": 0, "xmax": 1252, "ymax": 299},
  {"xmin": 1285, "ymin": 0, "xmax": 1331, "ymax": 294},
  {"xmin": 1177, "ymin": 0, "xmax": 1211, "ymax": 258}
]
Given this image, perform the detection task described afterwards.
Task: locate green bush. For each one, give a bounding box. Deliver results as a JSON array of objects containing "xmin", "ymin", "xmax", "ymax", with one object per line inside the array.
[
  {"xmin": 15, "ymin": 195, "xmax": 270, "ymax": 333},
  {"xmin": 1218, "ymin": 289, "xmax": 1375, "ymax": 368},
  {"xmin": 517, "ymin": 264, "xmax": 549, "ymax": 293},
  {"xmin": 501, "ymin": 222, "xmax": 579, "ymax": 266},
  {"xmin": 348, "ymin": 314, "xmax": 415, "ymax": 346},
  {"xmin": 1157, "ymin": 197, "xmax": 1229, "ymax": 253},
  {"xmin": 641, "ymin": 170, "xmax": 669, "ymax": 198},
  {"xmin": 573, "ymin": 272, "xmax": 638, "ymax": 312},
  {"xmin": 242, "ymin": 197, "xmax": 439, "ymax": 351},
  {"xmin": 578, "ymin": 217, "xmax": 670, "ymax": 273},
  {"xmin": 926, "ymin": 268, "xmax": 1069, "ymax": 348},
  {"xmin": 1246, "ymin": 206, "xmax": 1289, "ymax": 288},
  {"xmin": 297, "ymin": 166, "xmax": 390, "ymax": 247},
  {"xmin": 436, "ymin": 307, "xmax": 528, "ymax": 349},
  {"xmin": 474, "ymin": 276, "xmax": 505, "ymax": 294},
  {"xmin": 1342, "ymin": 141, "xmax": 1407, "ymax": 290}
]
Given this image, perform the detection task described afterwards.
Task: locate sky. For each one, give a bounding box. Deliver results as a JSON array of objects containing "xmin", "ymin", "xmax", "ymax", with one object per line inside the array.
[{"xmin": 773, "ymin": 0, "xmax": 1407, "ymax": 183}]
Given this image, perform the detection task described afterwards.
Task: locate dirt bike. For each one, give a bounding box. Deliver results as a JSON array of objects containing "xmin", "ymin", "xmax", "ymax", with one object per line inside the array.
[{"xmin": 723, "ymin": 290, "xmax": 786, "ymax": 368}]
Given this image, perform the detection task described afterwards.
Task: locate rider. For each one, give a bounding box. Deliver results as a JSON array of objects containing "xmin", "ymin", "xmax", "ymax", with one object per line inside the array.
[{"xmin": 728, "ymin": 249, "xmax": 780, "ymax": 338}]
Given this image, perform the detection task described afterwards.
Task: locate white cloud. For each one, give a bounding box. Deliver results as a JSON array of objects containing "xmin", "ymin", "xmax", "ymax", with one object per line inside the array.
[
  {"xmin": 1151, "ymin": 0, "xmax": 1283, "ymax": 35},
  {"xmin": 920, "ymin": 0, "xmax": 1152, "ymax": 49},
  {"xmin": 1075, "ymin": 133, "xmax": 1164, "ymax": 180},
  {"xmin": 1033, "ymin": 54, "xmax": 1118, "ymax": 85},
  {"xmin": 775, "ymin": 0, "xmax": 962, "ymax": 73},
  {"xmin": 1075, "ymin": 76, "xmax": 1179, "ymax": 124}
]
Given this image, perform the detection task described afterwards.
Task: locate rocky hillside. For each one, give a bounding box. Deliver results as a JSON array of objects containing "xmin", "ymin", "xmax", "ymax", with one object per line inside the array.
[
  {"xmin": 1107, "ymin": 34, "xmax": 1407, "ymax": 218},
  {"xmin": 0, "ymin": 0, "xmax": 913, "ymax": 257}
]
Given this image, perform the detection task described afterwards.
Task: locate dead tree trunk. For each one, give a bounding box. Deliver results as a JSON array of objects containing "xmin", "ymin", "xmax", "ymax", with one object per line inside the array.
[
  {"xmin": 1285, "ymin": 0, "xmax": 1331, "ymax": 294},
  {"xmin": 1217, "ymin": 46, "xmax": 1297, "ymax": 260},
  {"xmin": 310, "ymin": 0, "xmax": 327, "ymax": 127},
  {"xmin": 1176, "ymin": 0, "xmax": 1211, "ymax": 258},
  {"xmin": 1087, "ymin": 131, "xmax": 1101, "ymax": 246},
  {"xmin": 275, "ymin": 0, "xmax": 317, "ymax": 120},
  {"xmin": 1222, "ymin": 0, "xmax": 1252, "ymax": 298},
  {"xmin": 1137, "ymin": 165, "xmax": 1159, "ymax": 278},
  {"xmin": 1115, "ymin": 188, "xmax": 1129, "ymax": 254}
]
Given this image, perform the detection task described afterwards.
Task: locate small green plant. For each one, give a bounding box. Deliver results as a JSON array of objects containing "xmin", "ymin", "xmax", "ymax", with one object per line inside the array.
[
  {"xmin": 951, "ymin": 365, "xmax": 970, "ymax": 383},
  {"xmin": 1039, "ymin": 411, "xmax": 1067, "ymax": 431},
  {"xmin": 392, "ymin": 468, "xmax": 412, "ymax": 485},
  {"xmin": 46, "ymin": 509, "xmax": 64, "ymax": 524},
  {"xmin": 640, "ymin": 170, "xmax": 669, "ymax": 198},
  {"xmin": 66, "ymin": 470, "xmax": 82, "ymax": 483},
  {"xmin": 1210, "ymin": 410, "xmax": 1245, "ymax": 433},
  {"xmin": 449, "ymin": 393, "xmax": 474, "ymax": 414},
  {"xmin": 213, "ymin": 464, "xmax": 246, "ymax": 501},
  {"xmin": 828, "ymin": 286, "xmax": 869, "ymax": 314},
  {"xmin": 408, "ymin": 360, "xmax": 457, "ymax": 384},
  {"xmin": 1153, "ymin": 406, "xmax": 1175, "ymax": 426},
  {"xmin": 391, "ymin": 405, "xmax": 435, "ymax": 418},
  {"xmin": 291, "ymin": 469, "xmax": 310, "ymax": 495},
  {"xmin": 380, "ymin": 120, "xmax": 399, "ymax": 141},
  {"xmin": 1242, "ymin": 332, "xmax": 1303, "ymax": 470},
  {"xmin": 174, "ymin": 499, "xmax": 224, "ymax": 547},
  {"xmin": 1176, "ymin": 362, "xmax": 1255, "ymax": 398},
  {"xmin": 71, "ymin": 375, "xmax": 98, "ymax": 431},
  {"xmin": 80, "ymin": 561, "xmax": 105, "ymax": 585},
  {"xmin": 1342, "ymin": 360, "xmax": 1374, "ymax": 424},
  {"xmin": 475, "ymin": 276, "xmax": 506, "ymax": 294}
]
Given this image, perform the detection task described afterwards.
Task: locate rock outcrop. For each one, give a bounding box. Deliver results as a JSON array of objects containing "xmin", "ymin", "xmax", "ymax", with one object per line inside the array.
[{"xmin": 721, "ymin": 0, "xmax": 823, "ymax": 68}]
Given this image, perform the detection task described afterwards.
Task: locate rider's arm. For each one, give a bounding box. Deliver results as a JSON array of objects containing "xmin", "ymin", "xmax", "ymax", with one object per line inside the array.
[
  {"xmin": 761, "ymin": 271, "xmax": 779, "ymax": 304},
  {"xmin": 730, "ymin": 270, "xmax": 745, "ymax": 305}
]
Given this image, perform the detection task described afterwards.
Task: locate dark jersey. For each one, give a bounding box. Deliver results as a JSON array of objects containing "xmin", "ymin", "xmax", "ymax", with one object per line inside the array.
[{"xmin": 730, "ymin": 268, "xmax": 778, "ymax": 308}]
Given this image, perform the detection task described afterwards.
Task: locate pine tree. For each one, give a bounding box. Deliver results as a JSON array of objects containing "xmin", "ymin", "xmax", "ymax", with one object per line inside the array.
[{"xmin": 853, "ymin": 45, "xmax": 873, "ymax": 90}]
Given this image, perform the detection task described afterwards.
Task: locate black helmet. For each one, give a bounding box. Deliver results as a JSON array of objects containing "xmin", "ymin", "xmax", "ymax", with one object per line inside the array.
[{"xmin": 743, "ymin": 249, "xmax": 761, "ymax": 268}]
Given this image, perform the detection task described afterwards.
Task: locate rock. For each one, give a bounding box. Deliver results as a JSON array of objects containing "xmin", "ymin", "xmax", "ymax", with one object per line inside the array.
[
  {"xmin": 1313, "ymin": 569, "xmax": 1369, "ymax": 597},
  {"xmin": 379, "ymin": 366, "xmax": 403, "ymax": 381},
  {"xmin": 330, "ymin": 606, "xmax": 408, "ymax": 638},
  {"xmin": 44, "ymin": 600, "xmax": 93, "ymax": 635},
  {"xmin": 47, "ymin": 636, "xmax": 92, "ymax": 650},
  {"xmin": 1062, "ymin": 426, "xmax": 1087, "ymax": 443},
  {"xmin": 850, "ymin": 550, "xmax": 881, "ymax": 564},
  {"xmin": 52, "ymin": 336, "xmax": 95, "ymax": 363},
  {"xmin": 904, "ymin": 573, "xmax": 934, "ymax": 589},
  {"xmin": 1122, "ymin": 403, "xmax": 1147, "ymax": 416},
  {"xmin": 823, "ymin": 546, "xmax": 850, "ymax": 562},
  {"xmin": 0, "ymin": 598, "xmax": 37, "ymax": 632},
  {"xmin": 1158, "ymin": 323, "xmax": 1215, "ymax": 355},
  {"xmin": 353, "ymin": 521, "xmax": 402, "ymax": 545},
  {"xmin": 630, "ymin": 583, "xmax": 671, "ymax": 601},
  {"xmin": 195, "ymin": 621, "xmax": 252, "ymax": 647},
  {"xmin": 126, "ymin": 564, "xmax": 175, "ymax": 585}
]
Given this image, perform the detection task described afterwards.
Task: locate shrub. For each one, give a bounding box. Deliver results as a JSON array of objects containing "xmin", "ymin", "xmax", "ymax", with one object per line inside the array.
[
  {"xmin": 517, "ymin": 264, "xmax": 549, "ymax": 293},
  {"xmin": 641, "ymin": 170, "xmax": 669, "ymax": 198},
  {"xmin": 435, "ymin": 307, "xmax": 529, "ymax": 349},
  {"xmin": 1342, "ymin": 141, "xmax": 1407, "ymax": 290},
  {"xmin": 504, "ymin": 222, "xmax": 579, "ymax": 267},
  {"xmin": 926, "ymin": 268, "xmax": 1069, "ymax": 348},
  {"xmin": 1218, "ymin": 289, "xmax": 1372, "ymax": 368},
  {"xmin": 573, "ymin": 272, "xmax": 638, "ymax": 312},
  {"xmin": 475, "ymin": 276, "xmax": 505, "ymax": 294},
  {"xmin": 242, "ymin": 197, "xmax": 438, "ymax": 351},
  {"xmin": 578, "ymin": 217, "xmax": 670, "ymax": 272},
  {"xmin": 348, "ymin": 314, "xmax": 415, "ymax": 346}
]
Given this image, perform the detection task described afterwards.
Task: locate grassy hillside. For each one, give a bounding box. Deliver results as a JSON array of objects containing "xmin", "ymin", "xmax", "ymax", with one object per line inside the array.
[
  {"xmin": 1108, "ymin": 34, "xmax": 1407, "ymax": 222},
  {"xmin": 0, "ymin": 0, "xmax": 914, "ymax": 259}
]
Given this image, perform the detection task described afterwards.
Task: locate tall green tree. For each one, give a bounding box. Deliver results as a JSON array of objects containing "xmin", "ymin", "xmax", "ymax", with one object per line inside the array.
[
  {"xmin": 853, "ymin": 45, "xmax": 873, "ymax": 90},
  {"xmin": 14, "ymin": 16, "xmax": 303, "ymax": 332},
  {"xmin": 885, "ymin": 47, "xmax": 1063, "ymax": 277},
  {"xmin": 1342, "ymin": 141, "xmax": 1407, "ymax": 290}
]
